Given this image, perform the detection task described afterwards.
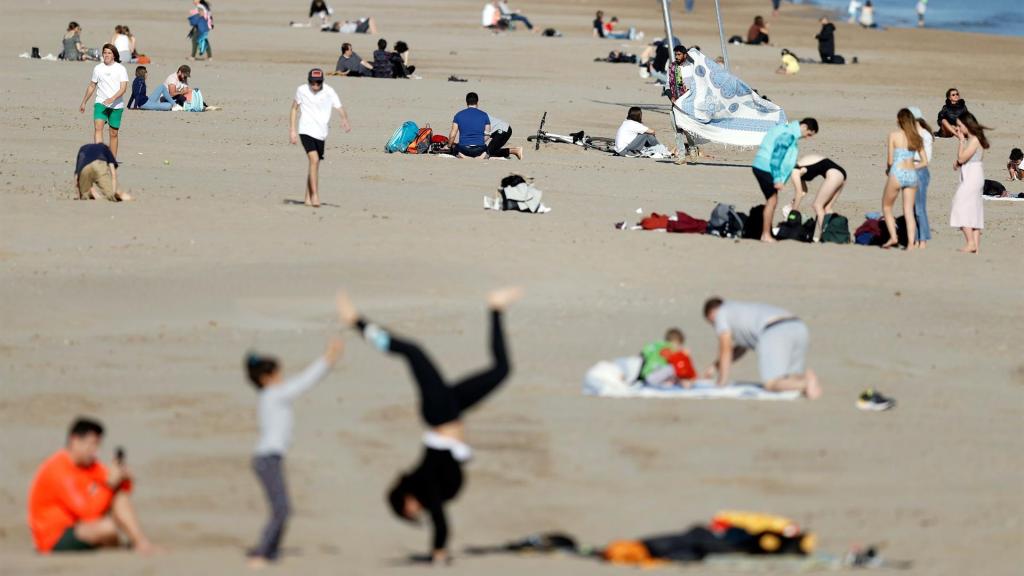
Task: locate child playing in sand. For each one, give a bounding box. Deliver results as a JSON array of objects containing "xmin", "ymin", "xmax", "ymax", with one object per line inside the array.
[
  {"xmin": 1007, "ymin": 148, "xmax": 1023, "ymax": 181},
  {"xmin": 245, "ymin": 337, "xmax": 344, "ymax": 568},
  {"xmin": 639, "ymin": 328, "xmax": 697, "ymax": 388},
  {"xmin": 776, "ymin": 49, "xmax": 799, "ymax": 75}
]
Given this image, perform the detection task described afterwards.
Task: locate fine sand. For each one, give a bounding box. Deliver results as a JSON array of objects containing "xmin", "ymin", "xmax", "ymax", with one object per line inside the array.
[{"xmin": 1, "ymin": 1, "xmax": 1022, "ymax": 575}]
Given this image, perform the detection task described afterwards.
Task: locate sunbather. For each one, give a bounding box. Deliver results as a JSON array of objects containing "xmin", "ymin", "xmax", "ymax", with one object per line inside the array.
[{"xmin": 322, "ymin": 17, "xmax": 377, "ymax": 34}]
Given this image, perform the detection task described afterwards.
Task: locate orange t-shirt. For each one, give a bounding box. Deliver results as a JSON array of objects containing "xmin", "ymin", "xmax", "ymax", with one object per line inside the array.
[{"xmin": 27, "ymin": 450, "xmax": 117, "ymax": 552}]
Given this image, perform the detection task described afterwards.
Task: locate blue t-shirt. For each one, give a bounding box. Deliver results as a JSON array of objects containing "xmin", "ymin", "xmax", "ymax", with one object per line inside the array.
[
  {"xmin": 75, "ymin": 143, "xmax": 117, "ymax": 175},
  {"xmin": 453, "ymin": 107, "xmax": 490, "ymax": 147}
]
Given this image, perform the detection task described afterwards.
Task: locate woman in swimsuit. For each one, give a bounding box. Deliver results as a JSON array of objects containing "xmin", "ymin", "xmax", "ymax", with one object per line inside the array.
[
  {"xmin": 336, "ymin": 287, "xmax": 522, "ymax": 564},
  {"xmin": 881, "ymin": 109, "xmax": 928, "ymax": 249},
  {"xmin": 790, "ymin": 155, "xmax": 846, "ymax": 243}
]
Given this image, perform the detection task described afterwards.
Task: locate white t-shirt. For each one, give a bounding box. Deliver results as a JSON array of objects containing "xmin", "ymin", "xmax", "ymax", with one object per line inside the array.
[
  {"xmin": 295, "ymin": 83, "xmax": 342, "ymax": 141},
  {"xmin": 615, "ymin": 119, "xmax": 649, "ymax": 153},
  {"xmin": 165, "ymin": 73, "xmax": 188, "ymax": 93},
  {"xmin": 91, "ymin": 62, "xmax": 129, "ymax": 109},
  {"xmin": 113, "ymin": 34, "xmax": 131, "ymax": 53},
  {"xmin": 915, "ymin": 127, "xmax": 933, "ymax": 164},
  {"xmin": 482, "ymin": 4, "xmax": 499, "ymax": 26}
]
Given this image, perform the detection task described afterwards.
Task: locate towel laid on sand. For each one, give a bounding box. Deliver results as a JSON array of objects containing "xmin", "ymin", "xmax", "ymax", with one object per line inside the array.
[{"xmin": 583, "ymin": 357, "xmax": 801, "ymax": 400}]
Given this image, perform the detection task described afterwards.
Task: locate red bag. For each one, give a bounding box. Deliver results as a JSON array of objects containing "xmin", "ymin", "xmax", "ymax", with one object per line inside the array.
[
  {"xmin": 640, "ymin": 213, "xmax": 670, "ymax": 230},
  {"xmin": 667, "ymin": 211, "xmax": 707, "ymax": 233}
]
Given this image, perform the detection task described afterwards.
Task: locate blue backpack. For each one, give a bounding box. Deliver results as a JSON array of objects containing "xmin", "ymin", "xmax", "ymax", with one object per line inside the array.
[{"xmin": 386, "ymin": 121, "xmax": 419, "ymax": 153}]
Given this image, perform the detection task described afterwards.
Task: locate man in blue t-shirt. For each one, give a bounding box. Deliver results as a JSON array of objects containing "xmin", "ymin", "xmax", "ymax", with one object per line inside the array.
[{"xmin": 448, "ymin": 92, "xmax": 491, "ymax": 158}]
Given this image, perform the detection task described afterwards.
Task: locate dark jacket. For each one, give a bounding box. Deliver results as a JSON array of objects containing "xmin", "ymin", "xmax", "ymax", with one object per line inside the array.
[
  {"xmin": 816, "ymin": 23, "xmax": 836, "ymax": 58},
  {"xmin": 127, "ymin": 77, "xmax": 147, "ymax": 109},
  {"xmin": 938, "ymin": 99, "xmax": 968, "ymax": 125}
]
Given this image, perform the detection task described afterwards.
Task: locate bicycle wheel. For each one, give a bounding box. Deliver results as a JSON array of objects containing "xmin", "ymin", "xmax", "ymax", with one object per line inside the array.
[{"xmin": 585, "ymin": 136, "xmax": 616, "ymax": 153}]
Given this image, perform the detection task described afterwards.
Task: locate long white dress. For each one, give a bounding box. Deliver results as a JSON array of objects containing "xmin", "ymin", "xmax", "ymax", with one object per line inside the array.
[{"xmin": 949, "ymin": 146, "xmax": 984, "ymax": 229}]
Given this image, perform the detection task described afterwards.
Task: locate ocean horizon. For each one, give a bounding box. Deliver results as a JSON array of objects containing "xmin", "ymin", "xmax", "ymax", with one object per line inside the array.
[{"xmin": 795, "ymin": 0, "xmax": 1023, "ymax": 37}]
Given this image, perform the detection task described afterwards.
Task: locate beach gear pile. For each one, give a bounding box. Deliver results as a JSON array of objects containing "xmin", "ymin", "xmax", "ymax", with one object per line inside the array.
[
  {"xmin": 385, "ymin": 121, "xmax": 448, "ymax": 154},
  {"xmin": 484, "ymin": 175, "xmax": 550, "ymax": 214}
]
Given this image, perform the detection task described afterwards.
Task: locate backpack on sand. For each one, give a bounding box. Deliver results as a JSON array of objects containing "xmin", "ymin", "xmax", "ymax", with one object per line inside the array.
[
  {"xmin": 742, "ymin": 204, "xmax": 765, "ymax": 239},
  {"xmin": 407, "ymin": 126, "xmax": 433, "ymax": 154},
  {"xmin": 386, "ymin": 121, "xmax": 419, "ymax": 153},
  {"xmin": 183, "ymin": 88, "xmax": 204, "ymax": 112},
  {"xmin": 707, "ymin": 203, "xmax": 745, "ymax": 238},
  {"xmin": 775, "ymin": 210, "xmax": 811, "ymax": 242},
  {"xmin": 820, "ymin": 213, "xmax": 851, "ymax": 244}
]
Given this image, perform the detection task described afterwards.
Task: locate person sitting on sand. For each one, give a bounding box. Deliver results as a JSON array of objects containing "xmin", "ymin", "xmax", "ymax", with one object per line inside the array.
[
  {"xmin": 482, "ymin": 1, "xmax": 508, "ymax": 31},
  {"xmin": 752, "ymin": 118, "xmax": 818, "ymax": 242},
  {"xmin": 449, "ymin": 91, "xmax": 491, "ymax": 158},
  {"xmin": 614, "ymin": 107, "xmax": 664, "ymax": 156},
  {"xmin": 640, "ymin": 328, "xmax": 697, "ymax": 388},
  {"xmin": 603, "ymin": 16, "xmax": 640, "ymax": 40},
  {"xmin": 392, "ymin": 41, "xmax": 416, "ymax": 78},
  {"xmin": 74, "ymin": 142, "xmax": 131, "ymax": 201},
  {"xmin": 639, "ymin": 37, "xmax": 680, "ymax": 84},
  {"xmin": 370, "ymin": 39, "xmax": 414, "ymax": 78},
  {"xmin": 322, "ymin": 17, "xmax": 377, "ymax": 34},
  {"xmin": 499, "ymin": 1, "xmax": 533, "ymax": 31},
  {"xmin": 110, "ymin": 25, "xmax": 134, "ymax": 65},
  {"xmin": 127, "ymin": 66, "xmax": 174, "ymax": 111},
  {"xmin": 28, "ymin": 417, "xmax": 155, "ymax": 554},
  {"xmin": 789, "ymin": 155, "xmax": 846, "ymax": 242},
  {"xmin": 62, "ymin": 22, "xmax": 98, "ymax": 61},
  {"xmin": 1008, "ymin": 148, "xmax": 1023, "ymax": 181},
  {"xmin": 165, "ymin": 65, "xmax": 191, "ymax": 107},
  {"xmin": 747, "ymin": 16, "xmax": 770, "ymax": 45},
  {"xmin": 593, "ymin": 11, "xmax": 606, "ymax": 38},
  {"xmin": 330, "ymin": 43, "xmax": 373, "ymax": 77},
  {"xmin": 776, "ymin": 49, "xmax": 800, "ymax": 75},
  {"xmin": 936, "ymin": 88, "xmax": 968, "ymax": 138},
  {"xmin": 244, "ymin": 336, "xmax": 344, "ymax": 568},
  {"xmin": 859, "ymin": 0, "xmax": 877, "ymax": 28},
  {"xmin": 309, "ymin": 0, "xmax": 333, "ymax": 26},
  {"xmin": 702, "ymin": 298, "xmax": 822, "ymax": 399}
]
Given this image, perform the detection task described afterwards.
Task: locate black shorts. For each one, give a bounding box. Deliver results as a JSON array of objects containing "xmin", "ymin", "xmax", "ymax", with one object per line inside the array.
[
  {"xmin": 753, "ymin": 167, "xmax": 777, "ymax": 200},
  {"xmin": 300, "ymin": 134, "xmax": 325, "ymax": 160}
]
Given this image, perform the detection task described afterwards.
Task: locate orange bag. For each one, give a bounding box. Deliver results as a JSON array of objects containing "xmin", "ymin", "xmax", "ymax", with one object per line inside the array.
[{"xmin": 602, "ymin": 540, "xmax": 666, "ymax": 567}]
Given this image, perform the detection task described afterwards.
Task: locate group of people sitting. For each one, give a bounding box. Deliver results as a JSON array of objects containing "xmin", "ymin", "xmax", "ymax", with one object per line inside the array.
[
  {"xmin": 593, "ymin": 10, "xmax": 642, "ymax": 40},
  {"xmin": 127, "ymin": 65, "xmax": 199, "ymax": 111},
  {"xmin": 482, "ymin": 1, "xmax": 534, "ymax": 32},
  {"xmin": 61, "ymin": 22, "xmax": 140, "ymax": 63},
  {"xmin": 331, "ymin": 39, "xmax": 414, "ymax": 78},
  {"xmin": 447, "ymin": 92, "xmax": 523, "ymax": 160}
]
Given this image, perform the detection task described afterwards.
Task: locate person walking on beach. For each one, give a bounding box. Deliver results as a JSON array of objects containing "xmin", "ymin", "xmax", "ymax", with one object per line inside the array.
[
  {"xmin": 908, "ymin": 107, "xmax": 934, "ymax": 248},
  {"xmin": 245, "ymin": 337, "xmax": 345, "ymax": 568},
  {"xmin": 916, "ymin": 0, "xmax": 928, "ymax": 28},
  {"xmin": 950, "ymin": 112, "xmax": 989, "ymax": 253},
  {"xmin": 28, "ymin": 418, "xmax": 157, "ymax": 554},
  {"xmin": 336, "ymin": 287, "xmax": 522, "ymax": 564},
  {"xmin": 289, "ymin": 68, "xmax": 350, "ymax": 207},
  {"xmin": 79, "ymin": 44, "xmax": 128, "ymax": 157},
  {"xmin": 751, "ymin": 118, "xmax": 819, "ymax": 242},
  {"xmin": 702, "ymin": 298, "xmax": 822, "ymax": 399},
  {"xmin": 881, "ymin": 109, "xmax": 928, "ymax": 250}
]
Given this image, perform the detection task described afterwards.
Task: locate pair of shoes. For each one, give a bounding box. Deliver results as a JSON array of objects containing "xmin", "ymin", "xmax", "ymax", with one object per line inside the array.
[{"xmin": 856, "ymin": 388, "xmax": 895, "ymax": 411}]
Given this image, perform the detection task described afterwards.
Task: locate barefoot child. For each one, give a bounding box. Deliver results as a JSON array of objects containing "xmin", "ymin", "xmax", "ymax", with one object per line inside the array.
[
  {"xmin": 289, "ymin": 68, "xmax": 350, "ymax": 207},
  {"xmin": 245, "ymin": 337, "xmax": 344, "ymax": 567},
  {"xmin": 640, "ymin": 328, "xmax": 697, "ymax": 387}
]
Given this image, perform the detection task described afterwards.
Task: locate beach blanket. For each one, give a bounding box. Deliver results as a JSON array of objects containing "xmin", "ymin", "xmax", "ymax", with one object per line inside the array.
[
  {"xmin": 583, "ymin": 357, "xmax": 802, "ymax": 400},
  {"xmin": 672, "ymin": 49, "xmax": 787, "ymax": 147},
  {"xmin": 983, "ymin": 195, "xmax": 1024, "ymax": 202}
]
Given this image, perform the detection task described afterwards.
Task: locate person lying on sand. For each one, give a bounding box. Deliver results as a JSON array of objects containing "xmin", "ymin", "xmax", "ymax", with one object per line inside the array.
[
  {"xmin": 74, "ymin": 142, "xmax": 131, "ymax": 201},
  {"xmin": 702, "ymin": 298, "xmax": 822, "ymax": 399},
  {"xmin": 322, "ymin": 17, "xmax": 377, "ymax": 34},
  {"xmin": 639, "ymin": 328, "xmax": 697, "ymax": 388},
  {"xmin": 28, "ymin": 418, "xmax": 156, "ymax": 554}
]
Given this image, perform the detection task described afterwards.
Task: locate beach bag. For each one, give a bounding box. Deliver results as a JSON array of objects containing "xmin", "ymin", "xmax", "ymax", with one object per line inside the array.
[
  {"xmin": 183, "ymin": 88, "xmax": 204, "ymax": 112},
  {"xmin": 877, "ymin": 216, "xmax": 909, "ymax": 247},
  {"xmin": 407, "ymin": 126, "xmax": 433, "ymax": 154},
  {"xmin": 743, "ymin": 204, "xmax": 765, "ymax": 239},
  {"xmin": 667, "ymin": 211, "xmax": 707, "ymax": 234},
  {"xmin": 983, "ymin": 179, "xmax": 1006, "ymax": 197},
  {"xmin": 429, "ymin": 134, "xmax": 449, "ymax": 153},
  {"xmin": 854, "ymin": 218, "xmax": 882, "ymax": 245},
  {"xmin": 820, "ymin": 214, "xmax": 850, "ymax": 244},
  {"xmin": 707, "ymin": 203, "xmax": 745, "ymax": 238},
  {"xmin": 775, "ymin": 210, "xmax": 810, "ymax": 242},
  {"xmin": 386, "ymin": 121, "xmax": 418, "ymax": 153}
]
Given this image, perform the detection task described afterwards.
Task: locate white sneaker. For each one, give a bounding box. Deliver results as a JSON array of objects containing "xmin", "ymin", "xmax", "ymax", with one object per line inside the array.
[
  {"xmin": 638, "ymin": 68, "xmax": 650, "ymax": 79},
  {"xmin": 171, "ymin": 103, "xmax": 184, "ymax": 111}
]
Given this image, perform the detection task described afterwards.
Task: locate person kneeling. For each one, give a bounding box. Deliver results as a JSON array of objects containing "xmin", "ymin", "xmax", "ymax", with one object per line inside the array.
[
  {"xmin": 74, "ymin": 143, "xmax": 131, "ymax": 201},
  {"xmin": 28, "ymin": 418, "xmax": 156, "ymax": 554}
]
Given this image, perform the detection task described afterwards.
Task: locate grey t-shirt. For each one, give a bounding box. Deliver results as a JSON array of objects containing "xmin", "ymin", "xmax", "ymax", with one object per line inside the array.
[
  {"xmin": 254, "ymin": 357, "xmax": 330, "ymax": 455},
  {"xmin": 489, "ymin": 116, "xmax": 510, "ymax": 133},
  {"xmin": 713, "ymin": 300, "xmax": 794, "ymax": 350},
  {"xmin": 335, "ymin": 52, "xmax": 366, "ymax": 74}
]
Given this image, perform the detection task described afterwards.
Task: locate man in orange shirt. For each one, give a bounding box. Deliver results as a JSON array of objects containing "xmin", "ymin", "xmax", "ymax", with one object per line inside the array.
[{"xmin": 27, "ymin": 417, "xmax": 156, "ymax": 554}]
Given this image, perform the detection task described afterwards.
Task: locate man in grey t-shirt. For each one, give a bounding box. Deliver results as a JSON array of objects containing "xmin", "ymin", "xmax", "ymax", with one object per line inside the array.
[
  {"xmin": 702, "ymin": 297, "xmax": 822, "ymax": 398},
  {"xmin": 331, "ymin": 43, "xmax": 372, "ymax": 77}
]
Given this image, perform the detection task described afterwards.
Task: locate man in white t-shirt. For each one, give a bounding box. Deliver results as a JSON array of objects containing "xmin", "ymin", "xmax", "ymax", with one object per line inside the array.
[
  {"xmin": 289, "ymin": 68, "xmax": 350, "ymax": 208},
  {"xmin": 614, "ymin": 106, "xmax": 660, "ymax": 155},
  {"xmin": 702, "ymin": 297, "xmax": 822, "ymax": 399},
  {"xmin": 78, "ymin": 44, "xmax": 129, "ymax": 156},
  {"xmin": 163, "ymin": 65, "xmax": 191, "ymax": 108}
]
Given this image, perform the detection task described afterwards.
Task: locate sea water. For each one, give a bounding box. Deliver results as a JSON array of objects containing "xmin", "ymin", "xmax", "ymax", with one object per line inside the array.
[{"xmin": 798, "ymin": 0, "xmax": 1023, "ymax": 36}]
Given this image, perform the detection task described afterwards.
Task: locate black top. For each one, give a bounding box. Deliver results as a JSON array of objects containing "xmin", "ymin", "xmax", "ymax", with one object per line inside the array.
[
  {"xmin": 405, "ymin": 448, "xmax": 464, "ymax": 551},
  {"xmin": 800, "ymin": 158, "xmax": 846, "ymax": 182},
  {"xmin": 593, "ymin": 18, "xmax": 605, "ymax": 37},
  {"xmin": 75, "ymin": 143, "xmax": 117, "ymax": 174},
  {"xmin": 938, "ymin": 99, "xmax": 968, "ymax": 124},
  {"xmin": 309, "ymin": 0, "xmax": 328, "ymax": 17},
  {"xmin": 816, "ymin": 23, "xmax": 836, "ymax": 56}
]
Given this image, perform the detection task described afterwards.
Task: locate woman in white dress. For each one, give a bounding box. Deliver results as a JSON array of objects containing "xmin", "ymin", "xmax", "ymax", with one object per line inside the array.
[{"xmin": 949, "ymin": 112, "xmax": 990, "ymax": 254}]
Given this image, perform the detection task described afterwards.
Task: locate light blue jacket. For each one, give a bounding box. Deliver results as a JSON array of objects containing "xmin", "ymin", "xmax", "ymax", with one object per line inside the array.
[{"xmin": 752, "ymin": 121, "xmax": 802, "ymax": 185}]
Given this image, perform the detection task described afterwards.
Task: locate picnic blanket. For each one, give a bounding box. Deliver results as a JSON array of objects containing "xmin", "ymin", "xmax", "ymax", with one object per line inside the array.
[
  {"xmin": 672, "ymin": 49, "xmax": 787, "ymax": 147},
  {"xmin": 583, "ymin": 357, "xmax": 802, "ymax": 400}
]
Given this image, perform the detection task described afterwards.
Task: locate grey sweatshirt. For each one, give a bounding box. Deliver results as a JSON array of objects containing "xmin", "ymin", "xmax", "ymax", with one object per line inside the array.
[{"xmin": 254, "ymin": 357, "xmax": 330, "ymax": 456}]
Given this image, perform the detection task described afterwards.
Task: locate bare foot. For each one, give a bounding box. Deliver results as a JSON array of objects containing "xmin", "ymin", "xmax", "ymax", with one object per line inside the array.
[
  {"xmin": 247, "ymin": 557, "xmax": 269, "ymax": 570},
  {"xmin": 957, "ymin": 246, "xmax": 977, "ymax": 253},
  {"xmin": 133, "ymin": 539, "xmax": 162, "ymax": 555},
  {"xmin": 487, "ymin": 287, "xmax": 524, "ymax": 310},
  {"xmin": 804, "ymin": 370, "xmax": 822, "ymax": 400},
  {"xmin": 510, "ymin": 147, "xmax": 523, "ymax": 160},
  {"xmin": 116, "ymin": 192, "xmax": 133, "ymax": 202},
  {"xmin": 880, "ymin": 240, "xmax": 898, "ymax": 249},
  {"xmin": 336, "ymin": 291, "xmax": 360, "ymax": 326},
  {"xmin": 760, "ymin": 235, "xmax": 777, "ymax": 243}
]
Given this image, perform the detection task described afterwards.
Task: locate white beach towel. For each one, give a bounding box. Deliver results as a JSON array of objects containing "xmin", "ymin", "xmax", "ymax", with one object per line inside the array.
[
  {"xmin": 983, "ymin": 195, "xmax": 1024, "ymax": 202},
  {"xmin": 583, "ymin": 357, "xmax": 802, "ymax": 401}
]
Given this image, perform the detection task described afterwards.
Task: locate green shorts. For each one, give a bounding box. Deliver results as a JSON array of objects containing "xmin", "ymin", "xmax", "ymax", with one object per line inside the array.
[
  {"xmin": 93, "ymin": 103, "xmax": 124, "ymax": 130},
  {"xmin": 51, "ymin": 526, "xmax": 96, "ymax": 552}
]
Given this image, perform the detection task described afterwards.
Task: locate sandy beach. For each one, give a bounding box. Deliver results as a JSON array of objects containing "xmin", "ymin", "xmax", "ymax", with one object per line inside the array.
[{"xmin": 1, "ymin": 1, "xmax": 1023, "ymax": 574}]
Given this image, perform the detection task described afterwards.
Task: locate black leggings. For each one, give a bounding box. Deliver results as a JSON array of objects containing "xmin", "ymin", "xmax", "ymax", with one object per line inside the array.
[
  {"xmin": 487, "ymin": 128, "xmax": 512, "ymax": 158},
  {"xmin": 358, "ymin": 311, "xmax": 510, "ymax": 427}
]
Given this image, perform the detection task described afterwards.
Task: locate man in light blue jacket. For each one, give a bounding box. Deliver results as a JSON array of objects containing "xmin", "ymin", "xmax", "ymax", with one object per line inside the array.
[{"xmin": 752, "ymin": 118, "xmax": 818, "ymax": 242}]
